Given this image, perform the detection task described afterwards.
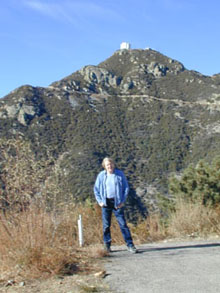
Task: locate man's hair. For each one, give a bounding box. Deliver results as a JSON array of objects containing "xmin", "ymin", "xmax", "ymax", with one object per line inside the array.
[{"xmin": 102, "ymin": 157, "xmax": 115, "ymax": 169}]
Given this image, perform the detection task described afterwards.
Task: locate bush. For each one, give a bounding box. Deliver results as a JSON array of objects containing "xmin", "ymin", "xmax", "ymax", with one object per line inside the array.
[
  {"xmin": 169, "ymin": 157, "xmax": 220, "ymax": 206},
  {"xmin": 0, "ymin": 138, "xmax": 52, "ymax": 210}
]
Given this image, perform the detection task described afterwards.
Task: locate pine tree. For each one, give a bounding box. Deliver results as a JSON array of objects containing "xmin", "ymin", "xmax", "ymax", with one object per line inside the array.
[{"xmin": 169, "ymin": 157, "xmax": 220, "ymax": 206}]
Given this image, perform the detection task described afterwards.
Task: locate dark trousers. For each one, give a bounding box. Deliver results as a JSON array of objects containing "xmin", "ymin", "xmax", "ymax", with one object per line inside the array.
[{"xmin": 102, "ymin": 198, "xmax": 133, "ymax": 247}]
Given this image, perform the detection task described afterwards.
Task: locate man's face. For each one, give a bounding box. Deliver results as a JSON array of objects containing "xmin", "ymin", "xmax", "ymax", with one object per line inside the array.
[{"xmin": 105, "ymin": 161, "xmax": 114, "ymax": 174}]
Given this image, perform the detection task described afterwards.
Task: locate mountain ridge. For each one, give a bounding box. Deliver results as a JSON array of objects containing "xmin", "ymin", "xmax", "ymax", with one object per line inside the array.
[{"xmin": 1, "ymin": 48, "xmax": 220, "ymax": 219}]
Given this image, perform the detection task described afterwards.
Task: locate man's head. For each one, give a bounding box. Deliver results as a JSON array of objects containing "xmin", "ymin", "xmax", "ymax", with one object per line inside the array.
[{"xmin": 102, "ymin": 157, "xmax": 115, "ymax": 174}]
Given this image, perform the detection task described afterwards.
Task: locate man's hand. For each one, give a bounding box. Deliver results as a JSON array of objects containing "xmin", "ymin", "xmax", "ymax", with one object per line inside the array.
[
  {"xmin": 117, "ymin": 203, "xmax": 124, "ymax": 209},
  {"xmin": 99, "ymin": 202, "xmax": 104, "ymax": 207}
]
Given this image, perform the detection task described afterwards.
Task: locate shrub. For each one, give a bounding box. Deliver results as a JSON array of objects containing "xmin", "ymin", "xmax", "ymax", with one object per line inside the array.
[
  {"xmin": 169, "ymin": 157, "xmax": 220, "ymax": 206},
  {"xmin": 0, "ymin": 138, "xmax": 52, "ymax": 210}
]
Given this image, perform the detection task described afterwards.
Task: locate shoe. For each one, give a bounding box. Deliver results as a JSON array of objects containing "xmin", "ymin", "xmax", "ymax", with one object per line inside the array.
[
  {"xmin": 127, "ymin": 245, "xmax": 137, "ymax": 253},
  {"xmin": 104, "ymin": 243, "xmax": 111, "ymax": 252}
]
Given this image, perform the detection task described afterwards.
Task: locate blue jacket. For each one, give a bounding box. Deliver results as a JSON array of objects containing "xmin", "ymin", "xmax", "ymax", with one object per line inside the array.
[{"xmin": 94, "ymin": 169, "xmax": 129, "ymax": 208}]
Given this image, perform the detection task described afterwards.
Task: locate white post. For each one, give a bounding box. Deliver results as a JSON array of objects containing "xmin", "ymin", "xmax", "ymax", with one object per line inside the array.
[{"xmin": 78, "ymin": 214, "xmax": 84, "ymax": 247}]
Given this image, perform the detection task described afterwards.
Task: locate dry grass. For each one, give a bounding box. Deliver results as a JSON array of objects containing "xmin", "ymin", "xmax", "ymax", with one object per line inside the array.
[
  {"xmin": 167, "ymin": 199, "xmax": 220, "ymax": 238},
  {"xmin": 0, "ymin": 201, "xmax": 125, "ymax": 282},
  {"xmin": 129, "ymin": 214, "xmax": 168, "ymax": 244},
  {"xmin": 127, "ymin": 199, "xmax": 220, "ymax": 244},
  {"xmin": 0, "ymin": 197, "xmax": 219, "ymax": 282},
  {"xmin": 0, "ymin": 203, "xmax": 78, "ymax": 281}
]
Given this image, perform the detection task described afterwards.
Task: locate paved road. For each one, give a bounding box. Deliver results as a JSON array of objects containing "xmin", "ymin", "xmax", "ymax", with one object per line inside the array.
[{"xmin": 104, "ymin": 239, "xmax": 220, "ymax": 293}]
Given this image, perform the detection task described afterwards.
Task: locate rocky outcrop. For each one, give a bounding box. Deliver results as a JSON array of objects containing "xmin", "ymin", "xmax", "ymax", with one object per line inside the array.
[
  {"xmin": 79, "ymin": 65, "xmax": 122, "ymax": 92},
  {"xmin": 0, "ymin": 103, "xmax": 37, "ymax": 125},
  {"xmin": 147, "ymin": 62, "xmax": 168, "ymax": 77}
]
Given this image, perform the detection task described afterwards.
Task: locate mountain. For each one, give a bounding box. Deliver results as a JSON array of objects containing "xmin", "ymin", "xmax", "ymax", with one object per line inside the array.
[{"xmin": 1, "ymin": 48, "xmax": 220, "ymax": 219}]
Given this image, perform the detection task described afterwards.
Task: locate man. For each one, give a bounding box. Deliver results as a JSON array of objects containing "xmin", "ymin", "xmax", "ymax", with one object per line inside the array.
[{"xmin": 94, "ymin": 157, "xmax": 137, "ymax": 253}]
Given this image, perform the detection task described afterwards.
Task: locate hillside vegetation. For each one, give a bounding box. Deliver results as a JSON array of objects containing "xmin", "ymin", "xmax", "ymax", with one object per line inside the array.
[{"xmin": 0, "ymin": 48, "xmax": 220, "ymax": 218}]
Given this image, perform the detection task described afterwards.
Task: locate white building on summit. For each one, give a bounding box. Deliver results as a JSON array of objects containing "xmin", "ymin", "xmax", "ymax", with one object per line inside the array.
[{"xmin": 120, "ymin": 42, "xmax": 131, "ymax": 50}]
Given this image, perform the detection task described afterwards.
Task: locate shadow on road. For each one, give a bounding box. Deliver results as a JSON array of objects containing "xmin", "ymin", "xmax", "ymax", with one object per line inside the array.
[
  {"xmin": 111, "ymin": 242, "xmax": 220, "ymax": 255},
  {"xmin": 137, "ymin": 242, "xmax": 220, "ymax": 254}
]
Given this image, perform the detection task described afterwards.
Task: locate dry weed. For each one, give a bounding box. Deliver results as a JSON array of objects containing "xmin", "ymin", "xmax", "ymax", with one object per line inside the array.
[
  {"xmin": 129, "ymin": 214, "xmax": 168, "ymax": 244},
  {"xmin": 0, "ymin": 201, "xmax": 126, "ymax": 281},
  {"xmin": 167, "ymin": 199, "xmax": 220, "ymax": 238},
  {"xmin": 0, "ymin": 202, "xmax": 94, "ymax": 281}
]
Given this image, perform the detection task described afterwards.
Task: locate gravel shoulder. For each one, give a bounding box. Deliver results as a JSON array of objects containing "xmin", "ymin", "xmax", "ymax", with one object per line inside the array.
[{"xmin": 104, "ymin": 238, "xmax": 220, "ymax": 293}]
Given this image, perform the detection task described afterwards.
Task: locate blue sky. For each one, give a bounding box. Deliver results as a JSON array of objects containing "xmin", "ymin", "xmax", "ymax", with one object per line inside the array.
[{"xmin": 1, "ymin": 0, "xmax": 220, "ymax": 98}]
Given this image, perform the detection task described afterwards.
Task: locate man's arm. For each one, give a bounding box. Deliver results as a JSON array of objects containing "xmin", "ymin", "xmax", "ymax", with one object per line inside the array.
[
  {"xmin": 116, "ymin": 171, "xmax": 129, "ymax": 209},
  {"xmin": 94, "ymin": 174, "xmax": 104, "ymax": 206},
  {"xmin": 122, "ymin": 172, "xmax": 129, "ymax": 201}
]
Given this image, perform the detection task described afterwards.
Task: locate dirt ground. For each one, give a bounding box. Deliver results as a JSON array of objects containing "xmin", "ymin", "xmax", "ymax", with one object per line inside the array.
[{"xmin": 0, "ymin": 273, "xmax": 111, "ymax": 293}]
